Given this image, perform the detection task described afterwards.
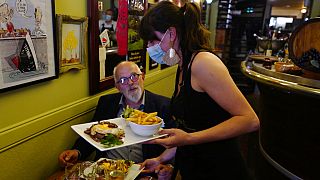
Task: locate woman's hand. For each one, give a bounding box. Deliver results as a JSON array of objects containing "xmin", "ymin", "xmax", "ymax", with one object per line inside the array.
[
  {"xmin": 148, "ymin": 128, "xmax": 192, "ymax": 148},
  {"xmin": 140, "ymin": 158, "xmax": 161, "ymax": 174},
  {"xmin": 58, "ymin": 149, "xmax": 79, "ymax": 167}
]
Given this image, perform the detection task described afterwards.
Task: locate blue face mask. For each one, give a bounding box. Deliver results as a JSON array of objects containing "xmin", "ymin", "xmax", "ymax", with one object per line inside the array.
[
  {"xmin": 147, "ymin": 30, "xmax": 168, "ymax": 64},
  {"xmin": 103, "ymin": 15, "xmax": 112, "ymax": 21},
  {"xmin": 105, "ymin": 15, "xmax": 112, "ymax": 21}
]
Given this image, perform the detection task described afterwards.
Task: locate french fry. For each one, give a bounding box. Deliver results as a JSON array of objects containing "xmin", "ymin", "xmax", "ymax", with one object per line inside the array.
[
  {"xmin": 143, "ymin": 112, "xmax": 157, "ymax": 121},
  {"xmin": 133, "ymin": 109, "xmax": 144, "ymax": 115},
  {"xmin": 126, "ymin": 117, "xmax": 137, "ymax": 121},
  {"xmin": 142, "ymin": 114, "xmax": 152, "ymax": 122},
  {"xmin": 124, "ymin": 108, "xmax": 161, "ymax": 125},
  {"xmin": 131, "ymin": 114, "xmax": 139, "ymax": 118}
]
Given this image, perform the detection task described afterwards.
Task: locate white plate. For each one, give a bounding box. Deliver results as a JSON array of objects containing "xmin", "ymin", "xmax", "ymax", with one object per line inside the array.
[{"xmin": 71, "ymin": 118, "xmax": 166, "ymax": 151}]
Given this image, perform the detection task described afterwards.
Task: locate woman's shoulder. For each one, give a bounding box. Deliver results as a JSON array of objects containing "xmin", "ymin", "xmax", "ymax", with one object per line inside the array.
[
  {"xmin": 192, "ymin": 51, "xmax": 226, "ymax": 71},
  {"xmin": 194, "ymin": 51, "xmax": 220, "ymax": 59},
  {"xmin": 190, "ymin": 52, "xmax": 230, "ymax": 92}
]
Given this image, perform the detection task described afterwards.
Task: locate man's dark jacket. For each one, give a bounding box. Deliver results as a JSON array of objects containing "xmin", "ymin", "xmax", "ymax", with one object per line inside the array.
[{"xmin": 73, "ymin": 90, "xmax": 174, "ymax": 161}]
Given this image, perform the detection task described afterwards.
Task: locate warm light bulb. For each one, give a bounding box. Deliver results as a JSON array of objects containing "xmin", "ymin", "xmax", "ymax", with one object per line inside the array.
[{"xmin": 301, "ymin": 8, "xmax": 307, "ymax": 14}]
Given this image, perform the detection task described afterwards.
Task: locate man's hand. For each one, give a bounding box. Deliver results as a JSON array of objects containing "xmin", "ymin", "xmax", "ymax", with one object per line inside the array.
[
  {"xmin": 58, "ymin": 150, "xmax": 79, "ymax": 167},
  {"xmin": 156, "ymin": 164, "xmax": 174, "ymax": 180}
]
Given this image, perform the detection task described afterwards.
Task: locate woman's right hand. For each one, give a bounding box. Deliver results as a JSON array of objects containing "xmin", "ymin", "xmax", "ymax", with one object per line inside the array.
[
  {"xmin": 148, "ymin": 128, "xmax": 192, "ymax": 148},
  {"xmin": 58, "ymin": 149, "xmax": 79, "ymax": 167},
  {"xmin": 140, "ymin": 157, "xmax": 161, "ymax": 174}
]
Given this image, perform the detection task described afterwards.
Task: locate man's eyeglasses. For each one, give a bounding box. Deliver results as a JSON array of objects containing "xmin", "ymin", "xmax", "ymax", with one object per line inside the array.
[{"xmin": 116, "ymin": 73, "xmax": 142, "ymax": 85}]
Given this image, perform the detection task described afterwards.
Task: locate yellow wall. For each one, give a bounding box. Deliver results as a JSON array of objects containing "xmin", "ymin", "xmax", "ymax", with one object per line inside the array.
[
  {"xmin": 209, "ymin": 1, "xmax": 219, "ymax": 48},
  {"xmin": 271, "ymin": 7, "xmax": 303, "ymax": 19},
  {"xmin": 311, "ymin": 0, "xmax": 320, "ymax": 18},
  {"xmin": 0, "ymin": 0, "xmax": 176, "ymax": 179}
]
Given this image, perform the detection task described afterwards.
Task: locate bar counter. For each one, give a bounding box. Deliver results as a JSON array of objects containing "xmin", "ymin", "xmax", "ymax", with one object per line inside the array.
[{"xmin": 241, "ymin": 60, "xmax": 320, "ymax": 180}]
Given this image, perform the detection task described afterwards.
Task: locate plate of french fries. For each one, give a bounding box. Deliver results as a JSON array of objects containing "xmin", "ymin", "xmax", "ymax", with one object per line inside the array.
[{"xmin": 122, "ymin": 108, "xmax": 164, "ymax": 136}]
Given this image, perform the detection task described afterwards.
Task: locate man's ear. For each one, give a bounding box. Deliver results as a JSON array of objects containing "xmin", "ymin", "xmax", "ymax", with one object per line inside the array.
[
  {"xmin": 115, "ymin": 82, "xmax": 120, "ymax": 91},
  {"xmin": 141, "ymin": 72, "xmax": 145, "ymax": 80}
]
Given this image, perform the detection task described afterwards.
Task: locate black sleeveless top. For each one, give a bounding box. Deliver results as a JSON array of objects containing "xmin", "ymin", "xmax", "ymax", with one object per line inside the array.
[{"xmin": 170, "ymin": 51, "xmax": 251, "ymax": 180}]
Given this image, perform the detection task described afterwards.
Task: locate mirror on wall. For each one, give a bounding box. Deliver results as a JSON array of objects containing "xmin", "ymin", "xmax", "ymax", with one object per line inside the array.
[
  {"xmin": 87, "ymin": 0, "xmax": 147, "ymax": 95},
  {"xmin": 98, "ymin": 0, "xmax": 118, "ymax": 48}
]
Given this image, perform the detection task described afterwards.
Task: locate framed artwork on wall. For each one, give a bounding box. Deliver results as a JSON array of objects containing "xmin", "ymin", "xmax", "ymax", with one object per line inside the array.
[
  {"xmin": 0, "ymin": 0, "xmax": 58, "ymax": 93},
  {"xmin": 56, "ymin": 15, "xmax": 88, "ymax": 73}
]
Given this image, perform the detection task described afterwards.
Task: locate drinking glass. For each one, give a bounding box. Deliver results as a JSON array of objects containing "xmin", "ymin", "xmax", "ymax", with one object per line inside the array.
[
  {"xmin": 81, "ymin": 161, "xmax": 96, "ymax": 180},
  {"xmin": 64, "ymin": 163, "xmax": 81, "ymax": 180},
  {"xmin": 108, "ymin": 170, "xmax": 125, "ymax": 180}
]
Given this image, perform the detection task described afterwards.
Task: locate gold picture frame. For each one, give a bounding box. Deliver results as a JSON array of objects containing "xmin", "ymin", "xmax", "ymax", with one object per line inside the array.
[{"xmin": 56, "ymin": 15, "xmax": 88, "ymax": 73}]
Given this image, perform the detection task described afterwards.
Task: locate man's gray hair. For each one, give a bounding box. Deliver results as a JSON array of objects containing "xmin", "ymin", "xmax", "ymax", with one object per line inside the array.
[{"xmin": 113, "ymin": 61, "xmax": 142, "ymax": 83}]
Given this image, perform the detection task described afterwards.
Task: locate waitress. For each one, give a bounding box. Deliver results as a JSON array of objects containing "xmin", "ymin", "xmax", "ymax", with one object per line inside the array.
[{"xmin": 99, "ymin": 9, "xmax": 117, "ymax": 46}]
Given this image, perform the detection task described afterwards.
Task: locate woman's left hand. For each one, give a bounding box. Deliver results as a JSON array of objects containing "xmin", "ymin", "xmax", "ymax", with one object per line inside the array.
[{"xmin": 148, "ymin": 128, "xmax": 192, "ymax": 148}]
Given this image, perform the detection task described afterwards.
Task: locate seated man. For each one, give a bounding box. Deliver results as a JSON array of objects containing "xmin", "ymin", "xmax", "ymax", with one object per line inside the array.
[{"xmin": 58, "ymin": 61, "xmax": 174, "ymax": 179}]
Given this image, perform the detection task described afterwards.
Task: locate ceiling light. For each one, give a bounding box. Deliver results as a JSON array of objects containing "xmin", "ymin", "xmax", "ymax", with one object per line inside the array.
[{"xmin": 301, "ymin": 7, "xmax": 307, "ymax": 14}]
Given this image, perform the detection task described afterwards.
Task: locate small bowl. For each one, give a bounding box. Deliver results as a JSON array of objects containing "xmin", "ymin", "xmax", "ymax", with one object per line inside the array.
[
  {"xmin": 256, "ymin": 39, "xmax": 286, "ymax": 52},
  {"xmin": 128, "ymin": 119, "xmax": 163, "ymax": 136}
]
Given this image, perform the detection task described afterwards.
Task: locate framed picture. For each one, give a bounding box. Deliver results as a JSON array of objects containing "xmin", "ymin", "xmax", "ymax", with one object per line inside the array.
[
  {"xmin": 56, "ymin": 15, "xmax": 88, "ymax": 73},
  {"xmin": 0, "ymin": 0, "xmax": 58, "ymax": 92}
]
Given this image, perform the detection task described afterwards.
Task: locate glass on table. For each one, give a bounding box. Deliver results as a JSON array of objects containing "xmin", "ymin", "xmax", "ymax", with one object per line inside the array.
[
  {"xmin": 64, "ymin": 163, "xmax": 81, "ymax": 180},
  {"xmin": 81, "ymin": 161, "xmax": 97, "ymax": 180},
  {"xmin": 105, "ymin": 169, "xmax": 125, "ymax": 180}
]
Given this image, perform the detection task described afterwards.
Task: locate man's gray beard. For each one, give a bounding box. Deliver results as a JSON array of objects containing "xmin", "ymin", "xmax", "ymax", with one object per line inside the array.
[{"xmin": 125, "ymin": 87, "xmax": 142, "ymax": 103}]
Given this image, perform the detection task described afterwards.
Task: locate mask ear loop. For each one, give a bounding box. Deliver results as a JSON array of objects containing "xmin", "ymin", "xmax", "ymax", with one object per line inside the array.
[{"xmin": 158, "ymin": 29, "xmax": 169, "ymax": 46}]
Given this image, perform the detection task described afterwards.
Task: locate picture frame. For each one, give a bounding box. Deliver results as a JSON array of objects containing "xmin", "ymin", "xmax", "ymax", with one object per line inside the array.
[
  {"xmin": 0, "ymin": 0, "xmax": 58, "ymax": 93},
  {"xmin": 56, "ymin": 15, "xmax": 88, "ymax": 73}
]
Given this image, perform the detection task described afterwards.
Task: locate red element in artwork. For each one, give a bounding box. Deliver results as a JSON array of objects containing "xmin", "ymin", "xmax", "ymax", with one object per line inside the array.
[
  {"xmin": 11, "ymin": 55, "xmax": 20, "ymax": 69},
  {"xmin": 7, "ymin": 22, "xmax": 14, "ymax": 33},
  {"xmin": 116, "ymin": 0, "xmax": 128, "ymax": 56},
  {"xmin": 102, "ymin": 37, "xmax": 107, "ymax": 43}
]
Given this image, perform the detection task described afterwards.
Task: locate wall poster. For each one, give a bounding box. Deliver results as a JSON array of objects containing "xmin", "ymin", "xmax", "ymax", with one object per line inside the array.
[{"xmin": 0, "ymin": 0, "xmax": 57, "ymax": 92}]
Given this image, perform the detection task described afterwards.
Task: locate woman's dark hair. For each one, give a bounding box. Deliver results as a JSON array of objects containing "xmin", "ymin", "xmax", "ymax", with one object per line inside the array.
[{"xmin": 139, "ymin": 1, "xmax": 212, "ymax": 67}]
